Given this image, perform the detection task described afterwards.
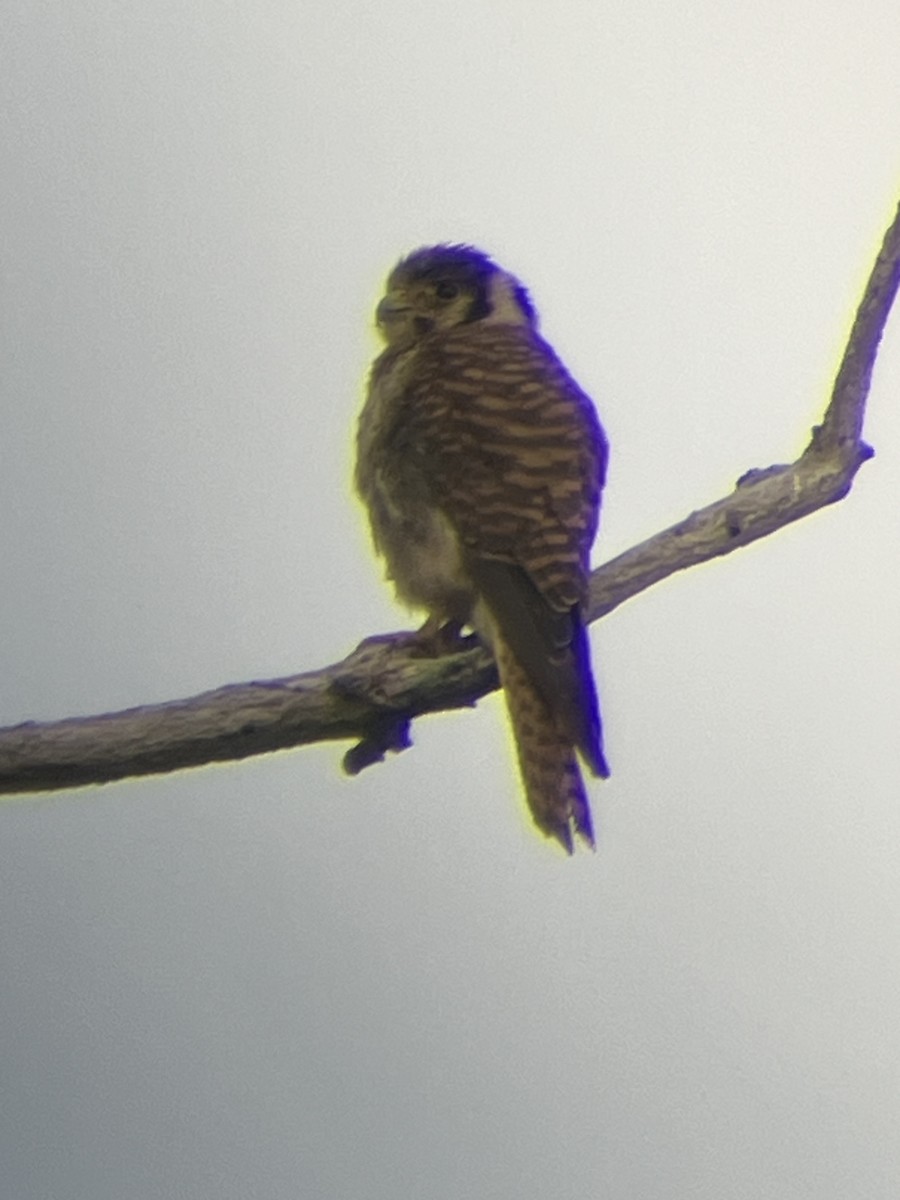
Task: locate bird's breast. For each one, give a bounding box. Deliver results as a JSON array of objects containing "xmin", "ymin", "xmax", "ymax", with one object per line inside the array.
[
  {"xmin": 364, "ymin": 474, "xmax": 475, "ymax": 620},
  {"xmin": 356, "ymin": 356, "xmax": 475, "ymax": 621}
]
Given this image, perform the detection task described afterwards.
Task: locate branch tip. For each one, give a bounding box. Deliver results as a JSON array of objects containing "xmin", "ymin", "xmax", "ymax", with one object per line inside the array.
[{"xmin": 343, "ymin": 716, "xmax": 412, "ymax": 776}]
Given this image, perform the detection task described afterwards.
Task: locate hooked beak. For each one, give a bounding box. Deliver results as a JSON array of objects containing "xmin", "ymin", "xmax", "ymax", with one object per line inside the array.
[{"xmin": 375, "ymin": 291, "xmax": 410, "ymax": 327}]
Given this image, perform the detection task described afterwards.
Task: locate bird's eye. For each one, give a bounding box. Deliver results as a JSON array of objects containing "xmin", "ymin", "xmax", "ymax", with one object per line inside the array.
[{"xmin": 434, "ymin": 280, "xmax": 459, "ymax": 301}]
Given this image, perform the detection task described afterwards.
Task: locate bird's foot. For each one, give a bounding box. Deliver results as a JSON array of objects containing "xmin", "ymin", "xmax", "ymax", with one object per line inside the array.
[{"xmin": 410, "ymin": 616, "xmax": 477, "ymax": 657}]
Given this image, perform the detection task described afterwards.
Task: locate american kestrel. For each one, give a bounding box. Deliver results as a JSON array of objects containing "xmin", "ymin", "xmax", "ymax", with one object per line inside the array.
[{"xmin": 355, "ymin": 245, "xmax": 609, "ymax": 852}]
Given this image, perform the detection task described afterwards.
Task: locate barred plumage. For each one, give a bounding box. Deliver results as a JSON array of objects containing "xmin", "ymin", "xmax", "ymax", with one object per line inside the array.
[{"xmin": 356, "ymin": 245, "xmax": 609, "ymax": 852}]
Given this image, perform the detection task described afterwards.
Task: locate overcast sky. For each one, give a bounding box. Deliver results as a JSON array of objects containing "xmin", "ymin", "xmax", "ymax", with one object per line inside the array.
[{"xmin": 3, "ymin": 3, "xmax": 900, "ymax": 1197}]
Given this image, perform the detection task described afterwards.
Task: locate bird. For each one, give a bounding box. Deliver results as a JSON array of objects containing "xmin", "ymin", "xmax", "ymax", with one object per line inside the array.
[{"xmin": 355, "ymin": 244, "xmax": 609, "ymax": 852}]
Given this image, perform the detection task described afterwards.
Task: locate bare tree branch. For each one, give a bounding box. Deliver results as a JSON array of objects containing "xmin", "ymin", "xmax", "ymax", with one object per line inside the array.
[{"xmin": 2, "ymin": 200, "xmax": 899, "ymax": 798}]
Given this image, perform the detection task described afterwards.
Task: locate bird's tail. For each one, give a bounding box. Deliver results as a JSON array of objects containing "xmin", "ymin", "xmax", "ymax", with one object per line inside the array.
[{"xmin": 494, "ymin": 636, "xmax": 594, "ymax": 854}]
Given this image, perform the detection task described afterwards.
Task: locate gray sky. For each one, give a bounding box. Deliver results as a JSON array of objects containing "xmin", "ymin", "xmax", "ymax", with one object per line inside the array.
[{"xmin": 3, "ymin": 2, "xmax": 900, "ymax": 1197}]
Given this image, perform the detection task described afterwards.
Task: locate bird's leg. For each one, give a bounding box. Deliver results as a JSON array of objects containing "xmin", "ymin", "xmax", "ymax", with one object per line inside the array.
[
  {"xmin": 338, "ymin": 617, "xmax": 477, "ymax": 778},
  {"xmin": 412, "ymin": 615, "xmax": 474, "ymax": 656},
  {"xmin": 351, "ymin": 617, "xmax": 476, "ymax": 662}
]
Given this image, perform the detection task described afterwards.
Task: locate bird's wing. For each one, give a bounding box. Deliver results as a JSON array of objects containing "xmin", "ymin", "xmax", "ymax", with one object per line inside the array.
[
  {"xmin": 402, "ymin": 324, "xmax": 606, "ymax": 599},
  {"xmin": 402, "ymin": 323, "xmax": 609, "ymax": 777}
]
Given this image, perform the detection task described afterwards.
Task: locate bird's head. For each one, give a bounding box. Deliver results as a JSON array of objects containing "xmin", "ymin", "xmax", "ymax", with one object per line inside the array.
[{"xmin": 375, "ymin": 244, "xmax": 537, "ymax": 348}]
